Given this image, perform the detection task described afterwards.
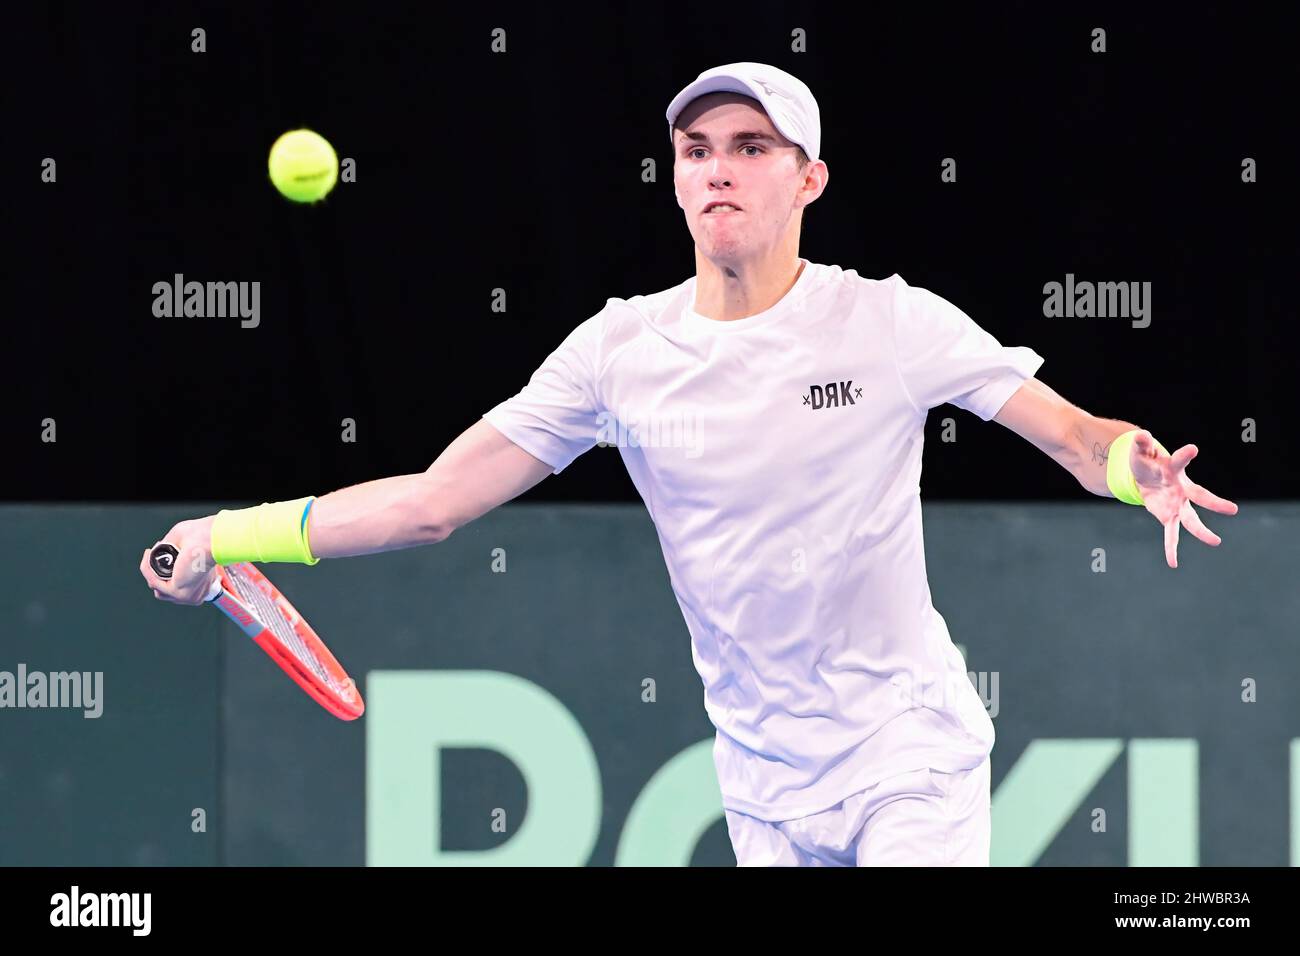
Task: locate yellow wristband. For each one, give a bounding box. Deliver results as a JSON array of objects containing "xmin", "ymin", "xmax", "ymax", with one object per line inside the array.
[
  {"xmin": 210, "ymin": 496, "xmax": 319, "ymax": 565},
  {"xmin": 1105, "ymin": 429, "xmax": 1169, "ymax": 506}
]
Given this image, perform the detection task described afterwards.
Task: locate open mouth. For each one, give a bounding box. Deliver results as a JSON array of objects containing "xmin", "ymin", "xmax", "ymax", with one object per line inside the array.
[{"xmin": 704, "ymin": 203, "xmax": 742, "ymax": 215}]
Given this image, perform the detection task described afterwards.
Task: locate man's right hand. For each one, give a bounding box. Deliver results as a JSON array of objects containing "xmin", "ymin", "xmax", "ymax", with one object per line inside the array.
[{"xmin": 140, "ymin": 515, "xmax": 221, "ymax": 606}]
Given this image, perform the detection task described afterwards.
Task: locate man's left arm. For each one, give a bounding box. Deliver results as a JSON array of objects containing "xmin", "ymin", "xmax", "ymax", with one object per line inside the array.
[{"xmin": 991, "ymin": 377, "xmax": 1239, "ymax": 568}]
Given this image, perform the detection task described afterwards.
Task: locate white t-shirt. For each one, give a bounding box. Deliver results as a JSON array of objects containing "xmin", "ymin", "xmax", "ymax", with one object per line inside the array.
[{"xmin": 483, "ymin": 259, "xmax": 1045, "ymax": 821}]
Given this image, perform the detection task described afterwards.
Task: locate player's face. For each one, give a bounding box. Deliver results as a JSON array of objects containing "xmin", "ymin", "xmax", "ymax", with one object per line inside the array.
[{"xmin": 673, "ymin": 93, "xmax": 806, "ymax": 261}]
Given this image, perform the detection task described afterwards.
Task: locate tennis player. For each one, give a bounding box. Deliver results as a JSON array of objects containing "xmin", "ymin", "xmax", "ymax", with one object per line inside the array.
[{"xmin": 141, "ymin": 62, "xmax": 1238, "ymax": 866}]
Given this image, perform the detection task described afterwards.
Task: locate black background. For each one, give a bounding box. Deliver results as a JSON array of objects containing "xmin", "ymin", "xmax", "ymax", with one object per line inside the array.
[{"xmin": 9, "ymin": 1, "xmax": 1297, "ymax": 503}]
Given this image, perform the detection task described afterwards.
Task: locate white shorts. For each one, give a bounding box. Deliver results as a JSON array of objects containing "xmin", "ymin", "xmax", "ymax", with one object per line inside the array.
[{"xmin": 724, "ymin": 758, "xmax": 991, "ymax": 866}]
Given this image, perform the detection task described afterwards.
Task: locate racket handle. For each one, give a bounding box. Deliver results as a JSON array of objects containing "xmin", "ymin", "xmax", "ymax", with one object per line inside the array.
[
  {"xmin": 149, "ymin": 543, "xmax": 179, "ymax": 579},
  {"xmin": 149, "ymin": 543, "xmax": 224, "ymax": 603}
]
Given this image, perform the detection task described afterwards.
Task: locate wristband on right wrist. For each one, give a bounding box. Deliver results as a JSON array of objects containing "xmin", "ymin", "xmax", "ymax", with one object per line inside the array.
[{"xmin": 210, "ymin": 496, "xmax": 319, "ymax": 565}]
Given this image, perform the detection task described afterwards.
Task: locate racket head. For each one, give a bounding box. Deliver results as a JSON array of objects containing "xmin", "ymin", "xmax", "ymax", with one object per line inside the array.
[{"xmin": 213, "ymin": 562, "xmax": 364, "ymax": 721}]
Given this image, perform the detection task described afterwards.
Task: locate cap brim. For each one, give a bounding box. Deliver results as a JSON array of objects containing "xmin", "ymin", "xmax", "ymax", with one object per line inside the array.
[{"xmin": 665, "ymin": 75, "xmax": 766, "ymax": 143}]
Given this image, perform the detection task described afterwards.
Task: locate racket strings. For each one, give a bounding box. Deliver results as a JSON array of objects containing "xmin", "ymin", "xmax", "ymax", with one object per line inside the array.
[{"xmin": 227, "ymin": 567, "xmax": 336, "ymax": 689}]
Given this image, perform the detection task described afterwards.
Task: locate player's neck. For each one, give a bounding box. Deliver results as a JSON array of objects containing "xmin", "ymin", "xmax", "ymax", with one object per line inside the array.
[{"xmin": 693, "ymin": 251, "xmax": 805, "ymax": 323}]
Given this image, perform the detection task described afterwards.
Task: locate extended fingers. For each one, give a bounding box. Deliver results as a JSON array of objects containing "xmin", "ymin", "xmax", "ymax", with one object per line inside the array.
[
  {"xmin": 1164, "ymin": 514, "xmax": 1179, "ymax": 569},
  {"xmin": 1179, "ymin": 501, "xmax": 1222, "ymax": 547},
  {"xmin": 1168, "ymin": 444, "xmax": 1197, "ymax": 471},
  {"xmin": 1189, "ymin": 481, "xmax": 1239, "ymax": 516}
]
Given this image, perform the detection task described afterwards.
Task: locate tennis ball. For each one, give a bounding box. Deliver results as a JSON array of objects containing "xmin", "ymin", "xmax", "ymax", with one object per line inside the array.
[{"xmin": 268, "ymin": 129, "xmax": 338, "ymax": 203}]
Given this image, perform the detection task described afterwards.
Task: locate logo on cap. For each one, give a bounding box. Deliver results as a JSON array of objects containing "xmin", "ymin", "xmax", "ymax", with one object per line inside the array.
[{"xmin": 753, "ymin": 78, "xmax": 796, "ymax": 103}]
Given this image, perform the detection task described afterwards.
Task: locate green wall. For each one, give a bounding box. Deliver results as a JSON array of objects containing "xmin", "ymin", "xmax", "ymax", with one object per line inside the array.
[{"xmin": 0, "ymin": 503, "xmax": 1294, "ymax": 866}]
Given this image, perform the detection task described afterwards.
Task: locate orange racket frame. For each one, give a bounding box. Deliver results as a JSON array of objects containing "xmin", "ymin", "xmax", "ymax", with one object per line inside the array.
[{"xmin": 150, "ymin": 544, "xmax": 364, "ymax": 720}]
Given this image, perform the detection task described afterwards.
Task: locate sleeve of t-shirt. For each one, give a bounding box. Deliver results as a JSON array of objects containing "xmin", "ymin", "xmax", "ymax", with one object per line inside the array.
[
  {"xmin": 889, "ymin": 274, "xmax": 1045, "ymax": 421},
  {"xmin": 481, "ymin": 311, "xmax": 606, "ymax": 475}
]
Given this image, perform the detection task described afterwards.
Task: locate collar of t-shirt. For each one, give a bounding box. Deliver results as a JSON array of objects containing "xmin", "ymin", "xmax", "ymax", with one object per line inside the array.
[{"xmin": 682, "ymin": 258, "xmax": 819, "ymax": 334}]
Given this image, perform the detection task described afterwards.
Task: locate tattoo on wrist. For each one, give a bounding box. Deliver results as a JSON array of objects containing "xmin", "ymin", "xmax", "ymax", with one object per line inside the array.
[{"xmin": 1090, "ymin": 442, "xmax": 1109, "ymax": 466}]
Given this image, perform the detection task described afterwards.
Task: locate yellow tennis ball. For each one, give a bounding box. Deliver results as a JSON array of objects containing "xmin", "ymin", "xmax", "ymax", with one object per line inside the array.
[{"xmin": 268, "ymin": 129, "xmax": 338, "ymax": 203}]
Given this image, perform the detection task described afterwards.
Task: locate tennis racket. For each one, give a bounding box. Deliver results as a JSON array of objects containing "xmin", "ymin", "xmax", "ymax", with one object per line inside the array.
[{"xmin": 149, "ymin": 543, "xmax": 364, "ymax": 721}]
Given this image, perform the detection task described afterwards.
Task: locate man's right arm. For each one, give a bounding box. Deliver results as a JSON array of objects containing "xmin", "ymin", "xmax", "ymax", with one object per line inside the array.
[
  {"xmin": 148, "ymin": 310, "xmax": 602, "ymax": 602},
  {"xmin": 306, "ymin": 418, "xmax": 554, "ymax": 558},
  {"xmin": 141, "ymin": 420, "xmax": 556, "ymax": 605}
]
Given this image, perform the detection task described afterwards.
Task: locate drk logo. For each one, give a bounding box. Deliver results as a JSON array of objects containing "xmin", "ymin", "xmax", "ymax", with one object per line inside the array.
[{"xmin": 803, "ymin": 380, "xmax": 862, "ymax": 409}]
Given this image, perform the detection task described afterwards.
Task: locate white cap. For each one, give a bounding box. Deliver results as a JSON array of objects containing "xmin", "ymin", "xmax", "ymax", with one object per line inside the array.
[{"xmin": 665, "ymin": 62, "xmax": 821, "ymax": 163}]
